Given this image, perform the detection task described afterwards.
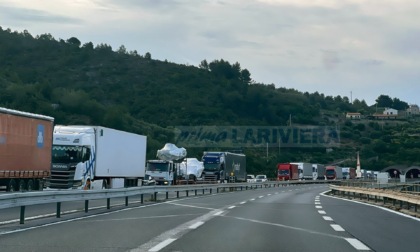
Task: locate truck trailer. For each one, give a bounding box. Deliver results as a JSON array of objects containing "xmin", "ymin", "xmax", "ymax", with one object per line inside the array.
[
  {"xmin": 292, "ymin": 162, "xmax": 316, "ymax": 180},
  {"xmin": 0, "ymin": 107, "xmax": 54, "ymax": 191},
  {"xmin": 312, "ymin": 164, "xmax": 326, "ymax": 180},
  {"xmin": 50, "ymin": 126, "xmax": 147, "ymax": 189},
  {"xmin": 277, "ymin": 163, "xmax": 299, "ymax": 181},
  {"xmin": 202, "ymin": 152, "xmax": 246, "ymax": 183}
]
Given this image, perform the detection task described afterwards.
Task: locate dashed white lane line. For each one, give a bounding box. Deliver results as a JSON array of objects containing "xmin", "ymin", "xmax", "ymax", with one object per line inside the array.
[
  {"xmin": 323, "ymin": 216, "xmax": 333, "ymax": 221},
  {"xmin": 330, "ymin": 224, "xmax": 345, "ymax": 232},
  {"xmin": 240, "ymin": 201, "xmax": 246, "ymax": 204},
  {"xmin": 315, "ymin": 206, "xmax": 322, "ymax": 209},
  {"xmin": 214, "ymin": 211, "xmax": 224, "ymax": 216},
  {"xmin": 228, "ymin": 206, "xmax": 236, "ymax": 209},
  {"xmin": 318, "ymin": 210, "xmax": 326, "ymax": 214},
  {"xmin": 345, "ymin": 238, "xmax": 371, "ymax": 251},
  {"xmin": 267, "ymin": 194, "xmax": 272, "ymax": 196},
  {"xmin": 188, "ymin": 221, "xmax": 204, "ymax": 229},
  {"xmin": 315, "ymin": 202, "xmax": 321, "ymax": 205},
  {"xmin": 148, "ymin": 238, "xmax": 176, "ymax": 252},
  {"xmin": 250, "ymin": 198, "xmax": 255, "ymax": 201},
  {"xmin": 258, "ymin": 196, "xmax": 264, "ymax": 198}
]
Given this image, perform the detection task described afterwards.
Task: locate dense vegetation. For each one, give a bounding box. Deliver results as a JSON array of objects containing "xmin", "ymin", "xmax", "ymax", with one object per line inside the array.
[{"xmin": 1, "ymin": 27, "xmax": 419, "ymax": 177}]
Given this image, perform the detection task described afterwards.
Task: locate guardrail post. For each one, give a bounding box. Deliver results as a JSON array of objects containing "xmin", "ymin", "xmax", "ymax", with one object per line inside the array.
[
  {"xmin": 107, "ymin": 198, "xmax": 110, "ymax": 209},
  {"xmin": 177, "ymin": 191, "xmax": 179, "ymax": 198},
  {"xmin": 415, "ymin": 204, "xmax": 417, "ymax": 212},
  {"xmin": 166, "ymin": 192, "xmax": 169, "ymax": 199},
  {"xmin": 202, "ymin": 189, "xmax": 205, "ymax": 194},
  {"xmin": 186, "ymin": 190, "xmax": 189, "ymax": 197},
  {"xmin": 85, "ymin": 200, "xmax": 89, "ymax": 213},
  {"xmin": 154, "ymin": 192, "xmax": 158, "ymax": 201},
  {"xmin": 20, "ymin": 206, "xmax": 25, "ymax": 224},
  {"xmin": 56, "ymin": 202, "xmax": 61, "ymax": 218},
  {"xmin": 210, "ymin": 188, "xmax": 212, "ymax": 194},
  {"xmin": 383, "ymin": 197, "xmax": 386, "ymax": 205},
  {"xmin": 375, "ymin": 196, "xmax": 377, "ymax": 203},
  {"xmin": 125, "ymin": 196, "xmax": 128, "ymax": 206},
  {"xmin": 195, "ymin": 190, "xmax": 197, "ymax": 196},
  {"xmin": 141, "ymin": 194, "xmax": 144, "ymax": 204}
]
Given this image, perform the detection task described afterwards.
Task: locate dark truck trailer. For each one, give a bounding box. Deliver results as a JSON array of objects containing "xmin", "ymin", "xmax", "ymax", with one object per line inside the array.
[
  {"xmin": 202, "ymin": 152, "xmax": 246, "ymax": 183},
  {"xmin": 0, "ymin": 107, "xmax": 54, "ymax": 191}
]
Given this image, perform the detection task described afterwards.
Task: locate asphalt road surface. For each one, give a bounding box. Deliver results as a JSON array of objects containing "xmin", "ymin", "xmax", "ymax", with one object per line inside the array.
[{"xmin": 0, "ymin": 184, "xmax": 419, "ymax": 252}]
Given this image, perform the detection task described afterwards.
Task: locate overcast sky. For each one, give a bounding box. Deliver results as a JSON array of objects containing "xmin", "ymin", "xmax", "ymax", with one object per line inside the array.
[{"xmin": 1, "ymin": 0, "xmax": 419, "ymax": 106}]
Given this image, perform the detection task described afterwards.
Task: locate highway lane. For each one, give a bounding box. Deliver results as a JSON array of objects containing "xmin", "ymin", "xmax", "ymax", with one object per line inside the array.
[
  {"xmin": 0, "ymin": 184, "xmax": 418, "ymax": 251},
  {"xmin": 321, "ymin": 192, "xmax": 420, "ymax": 252}
]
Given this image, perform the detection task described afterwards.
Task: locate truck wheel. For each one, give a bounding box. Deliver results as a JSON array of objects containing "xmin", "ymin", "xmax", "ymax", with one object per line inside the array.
[
  {"xmin": 7, "ymin": 179, "xmax": 17, "ymax": 192},
  {"xmin": 19, "ymin": 180, "xmax": 26, "ymax": 192},
  {"xmin": 37, "ymin": 180, "xmax": 44, "ymax": 191},
  {"xmin": 27, "ymin": 179, "xmax": 34, "ymax": 191}
]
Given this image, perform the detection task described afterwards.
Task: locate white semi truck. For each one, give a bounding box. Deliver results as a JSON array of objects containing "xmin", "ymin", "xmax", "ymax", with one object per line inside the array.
[{"xmin": 50, "ymin": 126, "xmax": 147, "ymax": 189}]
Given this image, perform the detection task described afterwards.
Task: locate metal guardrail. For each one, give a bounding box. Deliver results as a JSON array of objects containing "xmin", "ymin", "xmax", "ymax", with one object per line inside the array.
[
  {"xmin": 0, "ymin": 180, "xmax": 334, "ymax": 224},
  {"xmin": 329, "ymin": 183, "xmax": 420, "ymax": 215}
]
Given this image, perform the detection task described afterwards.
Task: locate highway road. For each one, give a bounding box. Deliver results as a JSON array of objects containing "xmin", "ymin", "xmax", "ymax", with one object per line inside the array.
[{"xmin": 0, "ymin": 184, "xmax": 419, "ymax": 251}]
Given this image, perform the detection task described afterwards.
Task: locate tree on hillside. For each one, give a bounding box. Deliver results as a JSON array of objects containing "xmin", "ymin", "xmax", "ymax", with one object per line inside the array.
[
  {"xmin": 392, "ymin": 97, "xmax": 409, "ymax": 110},
  {"xmin": 376, "ymin": 95, "xmax": 393, "ymax": 108},
  {"xmin": 67, "ymin": 37, "xmax": 81, "ymax": 47}
]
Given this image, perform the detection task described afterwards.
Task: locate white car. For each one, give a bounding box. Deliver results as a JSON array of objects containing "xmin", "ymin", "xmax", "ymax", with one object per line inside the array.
[
  {"xmin": 247, "ymin": 174, "xmax": 256, "ymax": 183},
  {"xmin": 255, "ymin": 174, "xmax": 268, "ymax": 182}
]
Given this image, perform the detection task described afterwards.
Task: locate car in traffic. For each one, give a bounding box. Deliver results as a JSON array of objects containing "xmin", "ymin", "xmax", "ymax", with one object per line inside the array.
[
  {"xmin": 247, "ymin": 174, "xmax": 256, "ymax": 183},
  {"xmin": 142, "ymin": 174, "xmax": 156, "ymax": 186},
  {"xmin": 255, "ymin": 174, "xmax": 268, "ymax": 182}
]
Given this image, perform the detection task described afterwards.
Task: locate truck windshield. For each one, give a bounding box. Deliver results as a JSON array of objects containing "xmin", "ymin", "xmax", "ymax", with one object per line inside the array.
[
  {"xmin": 278, "ymin": 170, "xmax": 289, "ymax": 175},
  {"xmin": 203, "ymin": 163, "xmax": 219, "ymax": 171},
  {"xmin": 147, "ymin": 163, "xmax": 169, "ymax": 172},
  {"xmin": 326, "ymin": 170, "xmax": 335, "ymax": 175},
  {"xmin": 52, "ymin": 145, "xmax": 85, "ymax": 163}
]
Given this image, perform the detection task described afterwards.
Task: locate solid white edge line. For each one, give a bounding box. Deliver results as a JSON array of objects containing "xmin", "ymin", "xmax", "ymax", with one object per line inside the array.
[
  {"xmin": 345, "ymin": 238, "xmax": 371, "ymax": 250},
  {"xmin": 330, "ymin": 224, "xmax": 345, "ymax": 232},
  {"xmin": 149, "ymin": 238, "xmax": 177, "ymax": 252},
  {"xmin": 320, "ymin": 190, "xmax": 420, "ymax": 222},
  {"xmin": 189, "ymin": 221, "xmax": 204, "ymax": 229}
]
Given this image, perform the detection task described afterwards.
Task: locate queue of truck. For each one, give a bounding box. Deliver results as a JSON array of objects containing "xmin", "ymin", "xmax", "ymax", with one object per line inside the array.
[
  {"xmin": 1, "ymin": 106, "xmax": 251, "ymax": 191},
  {"xmin": 277, "ymin": 162, "xmax": 377, "ymax": 181},
  {"xmin": 3, "ymin": 106, "xmax": 383, "ymax": 192}
]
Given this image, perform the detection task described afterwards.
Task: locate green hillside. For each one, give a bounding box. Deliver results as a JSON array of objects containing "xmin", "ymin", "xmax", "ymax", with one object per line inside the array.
[{"xmin": 1, "ymin": 27, "xmax": 419, "ymax": 177}]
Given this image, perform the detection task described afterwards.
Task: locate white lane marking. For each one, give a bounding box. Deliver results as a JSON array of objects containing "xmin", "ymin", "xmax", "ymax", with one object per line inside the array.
[
  {"xmin": 189, "ymin": 221, "xmax": 204, "ymax": 229},
  {"xmin": 148, "ymin": 238, "xmax": 176, "ymax": 252},
  {"xmin": 275, "ymin": 192, "xmax": 279, "ymax": 194},
  {"xmin": 267, "ymin": 194, "xmax": 272, "ymax": 196},
  {"xmin": 214, "ymin": 211, "xmax": 224, "ymax": 216},
  {"xmin": 315, "ymin": 206, "xmax": 322, "ymax": 209},
  {"xmin": 131, "ymin": 208, "xmax": 224, "ymax": 251},
  {"xmin": 258, "ymin": 196, "xmax": 264, "ymax": 198},
  {"xmin": 315, "ymin": 202, "xmax": 321, "ymax": 205},
  {"xmin": 330, "ymin": 224, "xmax": 345, "ymax": 232},
  {"xmin": 321, "ymin": 190, "xmax": 420, "ymax": 222},
  {"xmin": 323, "ymin": 216, "xmax": 333, "ymax": 221},
  {"xmin": 250, "ymin": 198, "xmax": 255, "ymax": 201},
  {"xmin": 228, "ymin": 206, "xmax": 236, "ymax": 209},
  {"xmin": 240, "ymin": 201, "xmax": 246, "ymax": 204},
  {"xmin": 164, "ymin": 202, "xmax": 216, "ymax": 210},
  {"xmin": 345, "ymin": 238, "xmax": 371, "ymax": 250},
  {"xmin": 230, "ymin": 216, "xmax": 343, "ymax": 239},
  {"xmin": 318, "ymin": 210, "xmax": 326, "ymax": 214}
]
